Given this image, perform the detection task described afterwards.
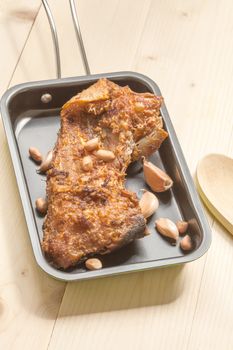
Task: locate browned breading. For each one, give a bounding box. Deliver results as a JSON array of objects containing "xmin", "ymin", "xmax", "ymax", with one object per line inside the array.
[{"xmin": 42, "ymin": 79, "xmax": 167, "ymax": 269}]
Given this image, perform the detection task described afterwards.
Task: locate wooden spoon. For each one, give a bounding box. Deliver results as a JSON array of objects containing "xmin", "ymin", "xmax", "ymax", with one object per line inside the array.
[{"xmin": 196, "ymin": 154, "xmax": 233, "ymax": 235}]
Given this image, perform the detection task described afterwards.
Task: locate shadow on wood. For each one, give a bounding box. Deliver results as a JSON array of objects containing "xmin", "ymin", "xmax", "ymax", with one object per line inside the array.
[{"xmin": 59, "ymin": 264, "xmax": 184, "ymax": 317}]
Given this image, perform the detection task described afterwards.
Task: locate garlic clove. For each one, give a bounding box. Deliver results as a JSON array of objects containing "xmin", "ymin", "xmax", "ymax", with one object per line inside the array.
[
  {"xmin": 137, "ymin": 226, "xmax": 150, "ymax": 239},
  {"xmin": 139, "ymin": 190, "xmax": 159, "ymax": 219},
  {"xmin": 143, "ymin": 158, "xmax": 173, "ymax": 192},
  {"xmin": 176, "ymin": 220, "xmax": 188, "ymax": 235},
  {"xmin": 82, "ymin": 155, "xmax": 93, "ymax": 171},
  {"xmin": 85, "ymin": 258, "xmax": 102, "ymax": 270},
  {"xmin": 38, "ymin": 150, "xmax": 53, "ymax": 173},
  {"xmin": 35, "ymin": 198, "xmax": 48, "ymax": 215},
  {"xmin": 84, "ymin": 137, "xmax": 99, "ymax": 151},
  {"xmin": 144, "ymin": 226, "xmax": 151, "ymax": 236},
  {"xmin": 180, "ymin": 235, "xmax": 193, "ymax": 251},
  {"xmin": 29, "ymin": 147, "xmax": 42, "ymax": 164},
  {"xmin": 95, "ymin": 149, "xmax": 115, "ymax": 162},
  {"xmin": 155, "ymin": 218, "xmax": 179, "ymax": 242}
]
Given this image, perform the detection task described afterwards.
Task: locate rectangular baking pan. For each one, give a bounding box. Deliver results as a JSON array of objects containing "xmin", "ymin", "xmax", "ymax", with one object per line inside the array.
[{"xmin": 0, "ymin": 71, "xmax": 211, "ymax": 281}]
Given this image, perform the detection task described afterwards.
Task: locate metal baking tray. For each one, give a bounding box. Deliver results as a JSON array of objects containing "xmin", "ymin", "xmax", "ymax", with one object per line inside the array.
[{"xmin": 1, "ymin": 71, "xmax": 211, "ymax": 281}]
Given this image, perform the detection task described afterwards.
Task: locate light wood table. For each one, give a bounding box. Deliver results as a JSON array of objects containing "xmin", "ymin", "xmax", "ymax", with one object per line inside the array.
[{"xmin": 1, "ymin": 1, "xmax": 233, "ymax": 349}]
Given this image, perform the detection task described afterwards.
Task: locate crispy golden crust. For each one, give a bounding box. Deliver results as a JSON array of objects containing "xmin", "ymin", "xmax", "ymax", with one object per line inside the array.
[{"xmin": 42, "ymin": 79, "xmax": 167, "ymax": 269}]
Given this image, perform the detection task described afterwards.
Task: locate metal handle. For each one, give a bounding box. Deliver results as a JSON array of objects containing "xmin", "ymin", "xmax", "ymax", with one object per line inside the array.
[
  {"xmin": 41, "ymin": 0, "xmax": 90, "ymax": 78},
  {"xmin": 69, "ymin": 0, "xmax": 90, "ymax": 75},
  {"xmin": 41, "ymin": 0, "xmax": 61, "ymax": 78}
]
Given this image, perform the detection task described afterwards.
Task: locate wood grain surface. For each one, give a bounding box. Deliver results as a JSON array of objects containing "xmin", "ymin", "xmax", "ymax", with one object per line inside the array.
[{"xmin": 0, "ymin": 1, "xmax": 233, "ymax": 349}]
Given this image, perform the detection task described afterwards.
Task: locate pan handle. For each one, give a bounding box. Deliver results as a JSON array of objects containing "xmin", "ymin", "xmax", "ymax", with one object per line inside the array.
[
  {"xmin": 69, "ymin": 0, "xmax": 90, "ymax": 75},
  {"xmin": 41, "ymin": 0, "xmax": 61, "ymax": 78},
  {"xmin": 41, "ymin": 0, "xmax": 90, "ymax": 78}
]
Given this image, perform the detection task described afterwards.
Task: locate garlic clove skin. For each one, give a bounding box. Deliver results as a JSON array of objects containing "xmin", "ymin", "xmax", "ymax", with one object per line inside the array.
[
  {"xmin": 155, "ymin": 218, "xmax": 179, "ymax": 242},
  {"xmin": 139, "ymin": 190, "xmax": 159, "ymax": 219},
  {"xmin": 84, "ymin": 137, "xmax": 99, "ymax": 151},
  {"xmin": 94, "ymin": 149, "xmax": 115, "ymax": 162},
  {"xmin": 143, "ymin": 158, "xmax": 173, "ymax": 192},
  {"xmin": 137, "ymin": 226, "xmax": 150, "ymax": 239},
  {"xmin": 85, "ymin": 258, "xmax": 102, "ymax": 270},
  {"xmin": 38, "ymin": 150, "xmax": 53, "ymax": 173},
  {"xmin": 144, "ymin": 226, "xmax": 151, "ymax": 236},
  {"xmin": 82, "ymin": 156, "xmax": 93, "ymax": 171},
  {"xmin": 29, "ymin": 147, "xmax": 42, "ymax": 164},
  {"xmin": 35, "ymin": 198, "xmax": 48, "ymax": 215},
  {"xmin": 180, "ymin": 235, "xmax": 193, "ymax": 251},
  {"xmin": 176, "ymin": 220, "xmax": 188, "ymax": 235}
]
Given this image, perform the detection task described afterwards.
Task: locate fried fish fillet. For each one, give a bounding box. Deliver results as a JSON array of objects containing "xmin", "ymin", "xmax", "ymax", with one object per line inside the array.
[{"xmin": 42, "ymin": 79, "xmax": 167, "ymax": 269}]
